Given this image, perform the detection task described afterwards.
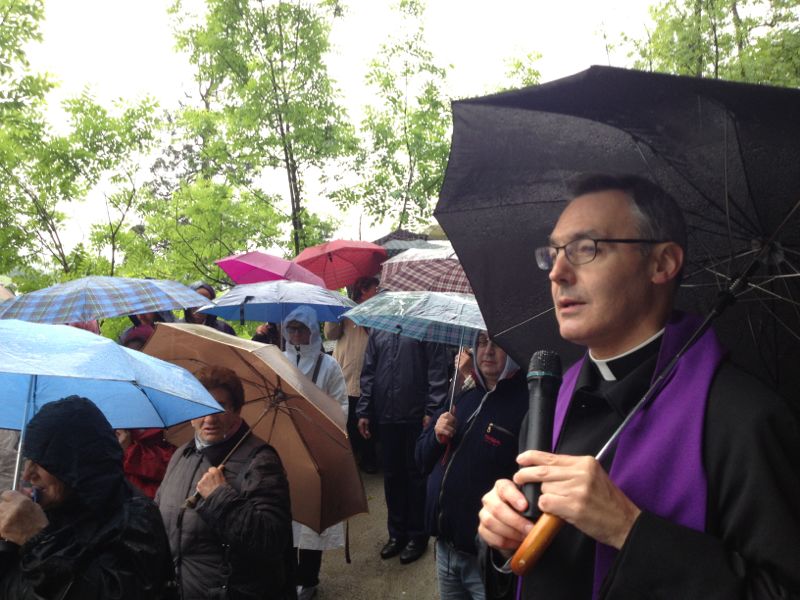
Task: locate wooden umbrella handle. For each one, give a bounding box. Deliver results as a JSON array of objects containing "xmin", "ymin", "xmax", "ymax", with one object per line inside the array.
[{"xmin": 510, "ymin": 512, "xmax": 564, "ymax": 576}]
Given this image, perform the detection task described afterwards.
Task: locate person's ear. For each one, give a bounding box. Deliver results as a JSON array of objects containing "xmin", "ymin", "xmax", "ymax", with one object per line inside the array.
[{"xmin": 650, "ymin": 242, "xmax": 684, "ymax": 285}]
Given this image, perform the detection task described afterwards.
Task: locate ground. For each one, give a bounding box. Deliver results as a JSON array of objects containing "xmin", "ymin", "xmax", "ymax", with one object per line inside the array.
[{"xmin": 318, "ymin": 470, "xmax": 438, "ymax": 599}]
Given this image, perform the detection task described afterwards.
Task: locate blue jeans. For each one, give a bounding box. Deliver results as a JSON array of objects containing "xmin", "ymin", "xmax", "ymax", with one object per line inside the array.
[{"xmin": 436, "ymin": 538, "xmax": 486, "ymax": 600}]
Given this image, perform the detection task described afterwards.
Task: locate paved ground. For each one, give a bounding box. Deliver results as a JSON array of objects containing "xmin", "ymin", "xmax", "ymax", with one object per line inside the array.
[{"xmin": 318, "ymin": 469, "xmax": 438, "ymax": 599}]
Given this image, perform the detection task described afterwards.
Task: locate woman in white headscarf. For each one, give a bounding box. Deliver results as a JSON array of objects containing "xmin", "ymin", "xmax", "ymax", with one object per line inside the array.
[{"xmin": 282, "ymin": 306, "xmax": 348, "ymax": 600}]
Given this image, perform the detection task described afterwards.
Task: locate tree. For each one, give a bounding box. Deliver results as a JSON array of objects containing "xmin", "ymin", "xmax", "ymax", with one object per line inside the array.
[
  {"xmin": 0, "ymin": 0, "xmax": 161, "ymax": 289},
  {"xmin": 170, "ymin": 0, "xmax": 357, "ymax": 256},
  {"xmin": 333, "ymin": 0, "xmax": 452, "ymax": 230},
  {"xmin": 628, "ymin": 0, "xmax": 800, "ymax": 86},
  {"xmin": 496, "ymin": 51, "xmax": 543, "ymax": 92}
]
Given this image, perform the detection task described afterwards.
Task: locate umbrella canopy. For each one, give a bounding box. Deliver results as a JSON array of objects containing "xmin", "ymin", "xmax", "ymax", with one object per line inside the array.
[
  {"xmin": 379, "ymin": 243, "xmax": 474, "ymax": 294},
  {"xmin": 294, "ymin": 240, "xmax": 388, "ymax": 290},
  {"xmin": 198, "ymin": 280, "xmax": 355, "ymax": 323},
  {"xmin": 0, "ymin": 319, "xmax": 222, "ymax": 430},
  {"xmin": 0, "ymin": 276, "xmax": 210, "ymax": 324},
  {"xmin": 0, "ymin": 285, "xmax": 13, "ymax": 301},
  {"xmin": 343, "ymin": 291, "xmax": 485, "ymax": 346},
  {"xmin": 435, "ymin": 66, "xmax": 800, "ymax": 401},
  {"xmin": 216, "ymin": 251, "xmax": 325, "ymax": 287},
  {"xmin": 144, "ymin": 322, "xmax": 367, "ymax": 533}
]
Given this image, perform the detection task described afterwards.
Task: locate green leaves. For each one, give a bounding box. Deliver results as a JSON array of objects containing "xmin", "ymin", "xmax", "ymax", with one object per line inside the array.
[
  {"xmin": 334, "ymin": 0, "xmax": 451, "ymax": 230},
  {"xmin": 629, "ymin": 0, "xmax": 800, "ymax": 86}
]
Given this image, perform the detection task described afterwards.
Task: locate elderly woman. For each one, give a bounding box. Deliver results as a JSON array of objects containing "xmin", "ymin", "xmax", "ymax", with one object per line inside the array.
[
  {"xmin": 282, "ymin": 306, "xmax": 348, "ymax": 600},
  {"xmin": 0, "ymin": 396, "xmax": 175, "ymax": 598},
  {"xmin": 156, "ymin": 365, "xmax": 295, "ymax": 600},
  {"xmin": 415, "ymin": 332, "xmax": 528, "ymax": 600}
]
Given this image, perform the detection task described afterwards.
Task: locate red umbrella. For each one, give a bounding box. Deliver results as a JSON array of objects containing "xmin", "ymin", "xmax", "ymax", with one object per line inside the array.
[
  {"xmin": 215, "ymin": 251, "xmax": 325, "ymax": 286},
  {"xmin": 293, "ymin": 240, "xmax": 388, "ymax": 290}
]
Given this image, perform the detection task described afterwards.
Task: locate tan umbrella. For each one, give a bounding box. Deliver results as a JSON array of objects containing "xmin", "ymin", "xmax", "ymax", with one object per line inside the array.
[
  {"xmin": 0, "ymin": 285, "xmax": 13, "ymax": 301},
  {"xmin": 143, "ymin": 322, "xmax": 367, "ymax": 533}
]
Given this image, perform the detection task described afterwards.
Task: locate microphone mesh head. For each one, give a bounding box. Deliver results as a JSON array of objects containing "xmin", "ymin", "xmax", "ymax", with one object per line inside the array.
[{"xmin": 528, "ymin": 350, "xmax": 562, "ymax": 379}]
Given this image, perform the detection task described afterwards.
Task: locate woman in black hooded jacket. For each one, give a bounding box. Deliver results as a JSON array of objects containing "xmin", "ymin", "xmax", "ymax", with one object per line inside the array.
[{"xmin": 0, "ymin": 396, "xmax": 176, "ymax": 599}]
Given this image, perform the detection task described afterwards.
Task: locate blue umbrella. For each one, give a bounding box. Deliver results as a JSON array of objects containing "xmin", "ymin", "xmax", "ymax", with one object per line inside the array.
[
  {"xmin": 199, "ymin": 280, "xmax": 355, "ymax": 324},
  {"xmin": 0, "ymin": 319, "xmax": 222, "ymax": 432},
  {"xmin": 342, "ymin": 291, "xmax": 485, "ymax": 346},
  {"xmin": 0, "ymin": 276, "xmax": 210, "ymax": 324}
]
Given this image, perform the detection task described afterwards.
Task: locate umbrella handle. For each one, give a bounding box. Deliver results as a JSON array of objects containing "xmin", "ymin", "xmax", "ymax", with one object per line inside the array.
[{"xmin": 510, "ymin": 512, "xmax": 564, "ymax": 576}]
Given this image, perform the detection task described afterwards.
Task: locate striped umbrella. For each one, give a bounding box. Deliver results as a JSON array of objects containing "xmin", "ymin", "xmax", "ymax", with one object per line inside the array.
[
  {"xmin": 0, "ymin": 276, "xmax": 209, "ymax": 324},
  {"xmin": 342, "ymin": 291, "xmax": 485, "ymax": 347},
  {"xmin": 379, "ymin": 243, "xmax": 473, "ymax": 294}
]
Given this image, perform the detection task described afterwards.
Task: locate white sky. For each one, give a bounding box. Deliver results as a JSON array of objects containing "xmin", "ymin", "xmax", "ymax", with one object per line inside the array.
[{"xmin": 26, "ymin": 0, "xmax": 655, "ymax": 252}]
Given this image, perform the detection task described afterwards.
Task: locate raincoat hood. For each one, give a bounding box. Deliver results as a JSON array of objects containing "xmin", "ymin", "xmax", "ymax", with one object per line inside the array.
[
  {"xmin": 282, "ymin": 306, "xmax": 323, "ymax": 361},
  {"xmin": 471, "ymin": 332, "xmax": 520, "ymax": 391},
  {"xmin": 23, "ymin": 396, "xmax": 127, "ymax": 513}
]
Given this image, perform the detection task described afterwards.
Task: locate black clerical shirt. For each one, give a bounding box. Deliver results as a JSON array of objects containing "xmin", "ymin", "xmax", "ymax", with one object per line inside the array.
[{"xmin": 524, "ymin": 337, "xmax": 662, "ymax": 599}]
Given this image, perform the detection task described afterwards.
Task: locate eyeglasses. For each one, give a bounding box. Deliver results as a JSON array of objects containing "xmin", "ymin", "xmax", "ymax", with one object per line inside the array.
[{"xmin": 535, "ymin": 237, "xmax": 666, "ymax": 271}]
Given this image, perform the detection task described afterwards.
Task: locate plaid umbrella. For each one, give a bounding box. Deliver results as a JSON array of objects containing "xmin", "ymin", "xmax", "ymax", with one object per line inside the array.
[
  {"xmin": 342, "ymin": 291, "xmax": 485, "ymax": 346},
  {"xmin": 0, "ymin": 276, "xmax": 209, "ymax": 324},
  {"xmin": 215, "ymin": 251, "xmax": 325, "ymax": 287},
  {"xmin": 379, "ymin": 243, "xmax": 473, "ymax": 294},
  {"xmin": 294, "ymin": 240, "xmax": 388, "ymax": 290}
]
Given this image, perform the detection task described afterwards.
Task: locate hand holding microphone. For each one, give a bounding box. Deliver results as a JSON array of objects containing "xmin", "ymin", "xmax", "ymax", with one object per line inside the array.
[{"xmin": 511, "ymin": 350, "xmax": 563, "ymax": 576}]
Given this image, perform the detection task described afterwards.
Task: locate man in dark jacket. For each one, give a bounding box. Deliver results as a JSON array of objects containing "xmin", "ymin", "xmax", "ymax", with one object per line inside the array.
[
  {"xmin": 156, "ymin": 365, "xmax": 295, "ymax": 600},
  {"xmin": 357, "ymin": 327, "xmax": 450, "ymax": 564},
  {"xmin": 416, "ymin": 332, "xmax": 527, "ymax": 599},
  {"xmin": 183, "ymin": 281, "xmax": 237, "ymax": 335},
  {"xmin": 0, "ymin": 396, "xmax": 175, "ymax": 599}
]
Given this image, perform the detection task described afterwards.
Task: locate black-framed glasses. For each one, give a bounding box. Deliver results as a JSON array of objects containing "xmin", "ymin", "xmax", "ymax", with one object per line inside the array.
[{"xmin": 535, "ymin": 237, "xmax": 667, "ymax": 270}]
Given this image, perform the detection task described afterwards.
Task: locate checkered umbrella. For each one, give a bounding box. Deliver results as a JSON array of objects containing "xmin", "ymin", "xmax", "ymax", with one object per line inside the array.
[
  {"xmin": 0, "ymin": 276, "xmax": 209, "ymax": 324},
  {"xmin": 379, "ymin": 243, "xmax": 473, "ymax": 294},
  {"xmin": 342, "ymin": 291, "xmax": 485, "ymax": 347}
]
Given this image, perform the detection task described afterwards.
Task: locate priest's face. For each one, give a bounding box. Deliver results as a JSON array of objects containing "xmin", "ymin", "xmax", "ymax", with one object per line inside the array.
[{"xmin": 547, "ymin": 190, "xmax": 662, "ymax": 359}]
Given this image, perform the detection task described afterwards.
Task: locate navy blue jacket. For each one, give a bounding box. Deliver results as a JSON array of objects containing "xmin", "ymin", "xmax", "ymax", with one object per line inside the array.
[
  {"xmin": 357, "ymin": 329, "xmax": 450, "ymax": 424},
  {"xmin": 415, "ymin": 370, "xmax": 528, "ymax": 554}
]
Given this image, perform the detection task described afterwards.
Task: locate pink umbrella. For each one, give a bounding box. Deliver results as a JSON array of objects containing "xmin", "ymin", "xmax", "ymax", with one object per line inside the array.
[
  {"xmin": 216, "ymin": 251, "xmax": 325, "ymax": 286},
  {"xmin": 293, "ymin": 240, "xmax": 388, "ymax": 290}
]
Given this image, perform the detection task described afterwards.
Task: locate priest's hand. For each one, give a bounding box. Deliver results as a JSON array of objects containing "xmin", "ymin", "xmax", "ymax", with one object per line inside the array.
[{"xmin": 513, "ymin": 450, "xmax": 641, "ymax": 549}]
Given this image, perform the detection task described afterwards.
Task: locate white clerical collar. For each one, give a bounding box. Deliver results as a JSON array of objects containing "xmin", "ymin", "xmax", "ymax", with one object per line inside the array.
[{"xmin": 589, "ymin": 329, "xmax": 665, "ymax": 382}]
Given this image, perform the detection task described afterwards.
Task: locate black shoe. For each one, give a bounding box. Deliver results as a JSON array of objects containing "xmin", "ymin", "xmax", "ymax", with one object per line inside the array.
[
  {"xmin": 380, "ymin": 537, "xmax": 406, "ymax": 559},
  {"xmin": 399, "ymin": 539, "xmax": 428, "ymax": 564}
]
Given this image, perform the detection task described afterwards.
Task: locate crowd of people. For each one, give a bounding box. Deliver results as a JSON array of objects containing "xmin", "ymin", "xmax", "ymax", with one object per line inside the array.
[{"xmin": 0, "ymin": 174, "xmax": 799, "ymax": 599}]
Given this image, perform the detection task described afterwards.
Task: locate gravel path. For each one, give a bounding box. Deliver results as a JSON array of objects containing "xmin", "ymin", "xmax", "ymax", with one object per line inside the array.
[{"xmin": 317, "ymin": 470, "xmax": 438, "ymax": 599}]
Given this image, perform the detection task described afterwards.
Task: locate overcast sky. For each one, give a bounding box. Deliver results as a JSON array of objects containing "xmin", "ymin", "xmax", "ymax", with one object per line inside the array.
[{"xmin": 26, "ymin": 0, "xmax": 655, "ymax": 250}]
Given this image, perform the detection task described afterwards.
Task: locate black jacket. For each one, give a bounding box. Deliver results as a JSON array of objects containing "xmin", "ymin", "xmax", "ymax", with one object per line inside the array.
[{"xmin": 0, "ymin": 396, "xmax": 175, "ymax": 600}]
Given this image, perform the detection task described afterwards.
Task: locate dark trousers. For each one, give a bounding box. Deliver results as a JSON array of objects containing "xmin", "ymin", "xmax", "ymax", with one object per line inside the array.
[
  {"xmin": 348, "ymin": 396, "xmax": 377, "ymax": 467},
  {"xmin": 379, "ymin": 422, "xmax": 427, "ymax": 542},
  {"xmin": 295, "ymin": 548, "xmax": 322, "ymax": 587}
]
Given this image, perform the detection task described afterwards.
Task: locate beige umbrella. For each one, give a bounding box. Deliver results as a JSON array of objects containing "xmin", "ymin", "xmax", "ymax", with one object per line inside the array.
[{"xmin": 143, "ymin": 322, "xmax": 367, "ymax": 533}]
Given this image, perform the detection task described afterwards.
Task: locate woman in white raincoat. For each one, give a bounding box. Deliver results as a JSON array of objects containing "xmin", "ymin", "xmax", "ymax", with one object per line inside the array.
[{"xmin": 282, "ymin": 306, "xmax": 348, "ymax": 600}]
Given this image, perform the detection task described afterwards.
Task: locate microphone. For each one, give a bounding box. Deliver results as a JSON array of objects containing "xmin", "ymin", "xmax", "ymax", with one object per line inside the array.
[{"xmin": 521, "ymin": 350, "xmax": 562, "ymax": 520}]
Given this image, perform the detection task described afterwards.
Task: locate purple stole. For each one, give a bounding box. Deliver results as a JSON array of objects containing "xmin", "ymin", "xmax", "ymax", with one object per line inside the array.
[{"xmin": 551, "ymin": 312, "xmax": 725, "ymax": 598}]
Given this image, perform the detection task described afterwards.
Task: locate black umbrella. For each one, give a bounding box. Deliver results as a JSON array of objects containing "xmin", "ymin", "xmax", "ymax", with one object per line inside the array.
[{"xmin": 435, "ymin": 66, "xmax": 800, "ymax": 406}]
